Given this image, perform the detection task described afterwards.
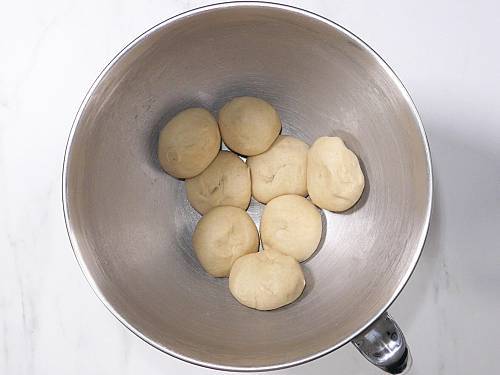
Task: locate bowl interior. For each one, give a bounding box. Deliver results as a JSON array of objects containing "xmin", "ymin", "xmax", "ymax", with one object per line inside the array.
[{"xmin": 64, "ymin": 4, "xmax": 431, "ymax": 370}]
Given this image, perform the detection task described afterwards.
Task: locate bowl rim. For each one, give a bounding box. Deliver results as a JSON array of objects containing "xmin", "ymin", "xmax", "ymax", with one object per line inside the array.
[{"xmin": 62, "ymin": 1, "xmax": 433, "ymax": 372}]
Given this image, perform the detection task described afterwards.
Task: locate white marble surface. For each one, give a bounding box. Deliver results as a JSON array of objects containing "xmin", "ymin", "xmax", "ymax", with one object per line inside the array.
[{"xmin": 1, "ymin": 0, "xmax": 499, "ymax": 374}]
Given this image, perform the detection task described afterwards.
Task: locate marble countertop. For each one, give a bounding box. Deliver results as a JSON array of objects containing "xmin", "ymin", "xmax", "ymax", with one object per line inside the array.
[{"xmin": 1, "ymin": 0, "xmax": 499, "ymax": 374}]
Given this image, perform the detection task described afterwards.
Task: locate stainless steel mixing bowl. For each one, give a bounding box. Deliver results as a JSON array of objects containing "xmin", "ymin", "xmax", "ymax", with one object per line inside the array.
[{"xmin": 63, "ymin": 2, "xmax": 432, "ymax": 373}]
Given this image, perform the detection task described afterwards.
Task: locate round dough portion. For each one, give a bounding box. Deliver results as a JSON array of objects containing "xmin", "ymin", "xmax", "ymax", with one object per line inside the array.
[
  {"xmin": 307, "ymin": 137, "xmax": 365, "ymax": 212},
  {"xmin": 158, "ymin": 108, "xmax": 220, "ymax": 178},
  {"xmin": 229, "ymin": 250, "xmax": 305, "ymax": 310},
  {"xmin": 247, "ymin": 135, "xmax": 308, "ymax": 203},
  {"xmin": 192, "ymin": 206, "xmax": 259, "ymax": 277},
  {"xmin": 186, "ymin": 151, "xmax": 251, "ymax": 214},
  {"xmin": 260, "ymin": 195, "xmax": 322, "ymax": 262},
  {"xmin": 218, "ymin": 97, "xmax": 281, "ymax": 156}
]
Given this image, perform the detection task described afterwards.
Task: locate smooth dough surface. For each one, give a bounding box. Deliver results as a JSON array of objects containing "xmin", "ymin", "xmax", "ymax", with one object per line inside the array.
[
  {"xmin": 186, "ymin": 151, "xmax": 251, "ymax": 214},
  {"xmin": 247, "ymin": 135, "xmax": 308, "ymax": 203},
  {"xmin": 218, "ymin": 97, "xmax": 281, "ymax": 156},
  {"xmin": 192, "ymin": 206, "xmax": 259, "ymax": 277},
  {"xmin": 229, "ymin": 250, "xmax": 305, "ymax": 310},
  {"xmin": 158, "ymin": 108, "xmax": 220, "ymax": 178},
  {"xmin": 307, "ymin": 137, "xmax": 365, "ymax": 212},
  {"xmin": 260, "ymin": 195, "xmax": 322, "ymax": 262}
]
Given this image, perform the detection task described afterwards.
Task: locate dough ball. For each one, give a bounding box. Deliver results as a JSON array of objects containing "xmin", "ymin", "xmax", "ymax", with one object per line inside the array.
[
  {"xmin": 307, "ymin": 137, "xmax": 365, "ymax": 212},
  {"xmin": 260, "ymin": 195, "xmax": 322, "ymax": 262},
  {"xmin": 247, "ymin": 135, "xmax": 308, "ymax": 203},
  {"xmin": 158, "ymin": 108, "xmax": 220, "ymax": 178},
  {"xmin": 218, "ymin": 97, "xmax": 281, "ymax": 156},
  {"xmin": 192, "ymin": 206, "xmax": 259, "ymax": 277},
  {"xmin": 229, "ymin": 250, "xmax": 305, "ymax": 310},
  {"xmin": 186, "ymin": 151, "xmax": 251, "ymax": 214}
]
